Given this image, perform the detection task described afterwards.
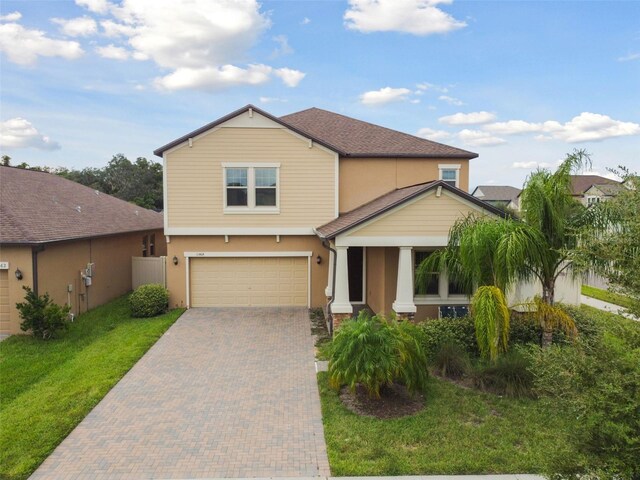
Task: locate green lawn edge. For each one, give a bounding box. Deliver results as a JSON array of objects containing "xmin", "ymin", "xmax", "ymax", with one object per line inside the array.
[
  {"xmin": 581, "ymin": 284, "xmax": 634, "ymax": 309},
  {"xmin": 0, "ymin": 296, "xmax": 184, "ymax": 480}
]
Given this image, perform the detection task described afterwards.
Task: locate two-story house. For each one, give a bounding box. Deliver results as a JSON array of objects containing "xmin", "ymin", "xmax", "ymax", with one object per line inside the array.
[{"xmin": 155, "ymin": 105, "xmax": 506, "ymax": 328}]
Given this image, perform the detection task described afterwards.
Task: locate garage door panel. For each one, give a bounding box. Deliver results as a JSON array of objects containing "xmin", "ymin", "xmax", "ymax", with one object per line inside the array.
[{"xmin": 190, "ymin": 256, "xmax": 308, "ymax": 307}]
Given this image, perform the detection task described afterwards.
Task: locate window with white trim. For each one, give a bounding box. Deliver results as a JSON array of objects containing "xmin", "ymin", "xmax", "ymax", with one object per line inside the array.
[
  {"xmin": 413, "ymin": 249, "xmax": 469, "ymax": 304},
  {"xmin": 438, "ymin": 164, "xmax": 461, "ymax": 188},
  {"xmin": 223, "ymin": 164, "xmax": 279, "ymax": 212}
]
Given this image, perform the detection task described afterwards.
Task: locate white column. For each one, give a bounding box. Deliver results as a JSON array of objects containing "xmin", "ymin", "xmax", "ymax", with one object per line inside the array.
[
  {"xmin": 331, "ymin": 246, "xmax": 353, "ymax": 314},
  {"xmin": 392, "ymin": 246, "xmax": 417, "ymax": 314},
  {"xmin": 325, "ymin": 248, "xmax": 335, "ymax": 297}
]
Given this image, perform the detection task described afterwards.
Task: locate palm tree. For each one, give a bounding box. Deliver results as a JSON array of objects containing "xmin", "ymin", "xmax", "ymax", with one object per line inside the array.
[{"xmin": 418, "ymin": 149, "xmax": 590, "ymax": 347}]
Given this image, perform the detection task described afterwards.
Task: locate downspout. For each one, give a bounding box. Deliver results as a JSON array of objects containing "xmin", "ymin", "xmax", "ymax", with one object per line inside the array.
[
  {"xmin": 320, "ymin": 237, "xmax": 337, "ymax": 335},
  {"xmin": 31, "ymin": 245, "xmax": 44, "ymax": 295}
]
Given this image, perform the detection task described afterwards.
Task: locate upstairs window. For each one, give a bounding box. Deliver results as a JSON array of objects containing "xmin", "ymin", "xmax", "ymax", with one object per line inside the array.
[
  {"xmin": 223, "ymin": 164, "xmax": 279, "ymax": 212},
  {"xmin": 439, "ymin": 164, "xmax": 461, "ymax": 188}
]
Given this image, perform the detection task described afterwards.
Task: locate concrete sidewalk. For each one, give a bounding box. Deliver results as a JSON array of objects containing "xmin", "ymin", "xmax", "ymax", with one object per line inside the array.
[{"xmin": 581, "ymin": 294, "xmax": 638, "ymax": 321}]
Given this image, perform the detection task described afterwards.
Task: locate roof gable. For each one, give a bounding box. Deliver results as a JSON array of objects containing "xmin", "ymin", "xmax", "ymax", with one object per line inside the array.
[{"xmin": 0, "ymin": 166, "xmax": 162, "ymax": 245}]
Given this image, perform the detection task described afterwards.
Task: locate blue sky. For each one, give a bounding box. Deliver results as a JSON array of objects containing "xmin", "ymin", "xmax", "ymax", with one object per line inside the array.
[{"xmin": 1, "ymin": 0, "xmax": 639, "ymax": 189}]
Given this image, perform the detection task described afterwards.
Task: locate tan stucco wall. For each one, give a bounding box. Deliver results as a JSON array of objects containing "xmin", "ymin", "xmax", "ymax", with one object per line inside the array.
[
  {"xmin": 339, "ymin": 157, "xmax": 470, "ymax": 212},
  {"xmin": 166, "ymin": 235, "xmax": 329, "ymax": 309},
  {"xmin": 0, "ymin": 229, "xmax": 164, "ymax": 335},
  {"xmin": 348, "ymin": 190, "xmax": 478, "ymax": 238},
  {"xmin": 0, "ymin": 246, "xmax": 34, "ymax": 335},
  {"xmin": 165, "ymin": 126, "xmax": 336, "ymax": 229}
]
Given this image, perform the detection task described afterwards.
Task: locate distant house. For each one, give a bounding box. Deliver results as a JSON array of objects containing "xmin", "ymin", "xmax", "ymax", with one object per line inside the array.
[
  {"xmin": 569, "ymin": 174, "xmax": 622, "ymax": 206},
  {"xmin": 471, "ymin": 185, "xmax": 521, "ymax": 209},
  {"xmin": 0, "ymin": 166, "xmax": 166, "ymax": 336}
]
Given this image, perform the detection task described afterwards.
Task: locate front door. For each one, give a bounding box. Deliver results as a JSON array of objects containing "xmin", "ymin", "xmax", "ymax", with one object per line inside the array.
[{"xmin": 348, "ymin": 247, "xmax": 365, "ymax": 303}]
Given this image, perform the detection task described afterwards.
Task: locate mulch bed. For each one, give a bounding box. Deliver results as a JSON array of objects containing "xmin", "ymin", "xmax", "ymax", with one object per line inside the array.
[{"xmin": 339, "ymin": 383, "xmax": 425, "ymax": 418}]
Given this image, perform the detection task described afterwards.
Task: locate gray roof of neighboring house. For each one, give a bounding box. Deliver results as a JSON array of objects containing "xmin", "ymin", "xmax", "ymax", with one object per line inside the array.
[
  {"xmin": 315, "ymin": 181, "xmax": 506, "ymax": 239},
  {"xmin": 472, "ymin": 185, "xmax": 521, "ymax": 202},
  {"xmin": 0, "ymin": 166, "xmax": 163, "ymax": 245},
  {"xmin": 588, "ymin": 183, "xmax": 625, "ymax": 196},
  {"xmin": 570, "ymin": 175, "xmax": 620, "ymax": 195},
  {"xmin": 154, "ymin": 105, "xmax": 478, "ymax": 159}
]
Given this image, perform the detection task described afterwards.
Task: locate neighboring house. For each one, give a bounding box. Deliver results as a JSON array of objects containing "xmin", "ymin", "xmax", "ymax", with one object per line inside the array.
[
  {"xmin": 471, "ymin": 185, "xmax": 521, "ymax": 209},
  {"xmin": 0, "ymin": 166, "xmax": 166, "ymax": 336},
  {"xmin": 570, "ymin": 174, "xmax": 622, "ymax": 206},
  {"xmin": 155, "ymin": 104, "xmax": 510, "ymax": 327}
]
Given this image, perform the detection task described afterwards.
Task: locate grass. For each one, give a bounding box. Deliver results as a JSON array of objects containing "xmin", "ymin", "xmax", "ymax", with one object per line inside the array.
[
  {"xmin": 581, "ymin": 284, "xmax": 634, "ymax": 310},
  {"xmin": 319, "ymin": 372, "xmax": 577, "ymax": 475},
  {"xmin": 0, "ymin": 295, "xmax": 184, "ymax": 480}
]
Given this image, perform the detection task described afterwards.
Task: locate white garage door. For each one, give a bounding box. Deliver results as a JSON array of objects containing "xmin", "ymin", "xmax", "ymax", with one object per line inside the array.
[
  {"xmin": 0, "ymin": 270, "xmax": 9, "ymax": 335},
  {"xmin": 190, "ymin": 256, "xmax": 308, "ymax": 307}
]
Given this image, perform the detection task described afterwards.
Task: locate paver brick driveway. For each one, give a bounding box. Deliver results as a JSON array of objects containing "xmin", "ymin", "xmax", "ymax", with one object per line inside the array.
[{"xmin": 31, "ymin": 307, "xmax": 330, "ymax": 479}]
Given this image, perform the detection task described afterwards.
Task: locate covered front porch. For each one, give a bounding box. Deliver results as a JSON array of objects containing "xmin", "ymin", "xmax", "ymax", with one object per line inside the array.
[{"xmin": 314, "ymin": 181, "xmax": 504, "ymax": 330}]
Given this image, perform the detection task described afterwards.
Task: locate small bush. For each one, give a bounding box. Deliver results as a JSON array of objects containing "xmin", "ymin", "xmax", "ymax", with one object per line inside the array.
[
  {"xmin": 420, "ymin": 316, "xmax": 479, "ymax": 359},
  {"xmin": 472, "ymin": 349, "xmax": 534, "ymax": 398},
  {"xmin": 16, "ymin": 286, "xmax": 70, "ymax": 339},
  {"xmin": 329, "ymin": 311, "xmax": 429, "ymax": 398},
  {"xmin": 129, "ymin": 284, "xmax": 169, "ymax": 318},
  {"xmin": 431, "ymin": 342, "xmax": 470, "ymax": 379},
  {"xmin": 509, "ymin": 312, "xmax": 541, "ymax": 345}
]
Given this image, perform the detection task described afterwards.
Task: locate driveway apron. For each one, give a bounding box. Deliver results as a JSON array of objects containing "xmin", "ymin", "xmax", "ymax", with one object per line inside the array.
[{"xmin": 30, "ymin": 307, "xmax": 330, "ymax": 479}]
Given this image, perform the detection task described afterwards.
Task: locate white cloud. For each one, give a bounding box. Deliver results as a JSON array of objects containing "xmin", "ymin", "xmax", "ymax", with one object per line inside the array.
[
  {"xmin": 0, "ymin": 12, "xmax": 22, "ymax": 22},
  {"xmin": 416, "ymin": 127, "xmax": 451, "ymax": 140},
  {"xmin": 259, "ymin": 96, "xmax": 287, "ymax": 104},
  {"xmin": 96, "ymin": 44, "xmax": 130, "ymax": 60},
  {"xmin": 458, "ymin": 129, "xmax": 506, "ymax": 147},
  {"xmin": 52, "ymin": 16, "xmax": 97, "ymax": 37},
  {"xmin": 0, "ymin": 118, "xmax": 61, "ymax": 150},
  {"xmin": 0, "ymin": 22, "xmax": 84, "ymax": 65},
  {"xmin": 301, "ymin": 17, "xmax": 311, "ymax": 25},
  {"xmin": 484, "ymin": 112, "xmax": 640, "ymax": 143},
  {"xmin": 438, "ymin": 94, "xmax": 464, "ymax": 106},
  {"xmin": 512, "ymin": 161, "xmax": 551, "ymax": 169},
  {"xmin": 360, "ymin": 86, "xmax": 411, "ymax": 105},
  {"xmin": 344, "ymin": 0, "xmax": 466, "ymax": 36},
  {"xmin": 75, "ymin": 0, "xmax": 112, "ymax": 14},
  {"xmin": 76, "ymin": 0, "xmax": 306, "ymax": 91},
  {"xmin": 439, "ymin": 111, "xmax": 496, "ymax": 125},
  {"xmin": 271, "ymin": 34, "xmax": 293, "ymax": 58},
  {"xmin": 618, "ymin": 52, "xmax": 640, "ymax": 62},
  {"xmin": 416, "ymin": 82, "xmax": 448, "ymax": 93},
  {"xmin": 154, "ymin": 64, "xmax": 274, "ymax": 91},
  {"xmin": 274, "ymin": 67, "xmax": 306, "ymax": 87}
]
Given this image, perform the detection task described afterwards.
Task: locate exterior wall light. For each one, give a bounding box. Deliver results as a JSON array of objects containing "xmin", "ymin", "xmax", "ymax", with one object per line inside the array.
[
  {"xmin": 172, "ymin": 256, "xmax": 179, "ymax": 265},
  {"xmin": 316, "ymin": 255, "xmax": 322, "ymax": 265},
  {"xmin": 15, "ymin": 268, "xmax": 23, "ymax": 280}
]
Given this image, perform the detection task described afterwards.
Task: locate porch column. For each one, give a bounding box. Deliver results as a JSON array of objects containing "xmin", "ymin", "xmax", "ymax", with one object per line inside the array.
[
  {"xmin": 392, "ymin": 246, "xmax": 417, "ymax": 318},
  {"xmin": 330, "ymin": 246, "xmax": 352, "ymax": 326},
  {"xmin": 325, "ymin": 248, "xmax": 335, "ymax": 298}
]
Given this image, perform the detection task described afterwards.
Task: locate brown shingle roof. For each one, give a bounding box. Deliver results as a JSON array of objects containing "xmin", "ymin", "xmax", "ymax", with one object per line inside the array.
[
  {"xmin": 315, "ymin": 180, "xmax": 505, "ymax": 239},
  {"xmin": 472, "ymin": 185, "xmax": 521, "ymax": 202},
  {"xmin": 281, "ymin": 107, "xmax": 477, "ymax": 158},
  {"xmin": 570, "ymin": 175, "xmax": 619, "ymax": 195},
  {"xmin": 0, "ymin": 166, "xmax": 163, "ymax": 245}
]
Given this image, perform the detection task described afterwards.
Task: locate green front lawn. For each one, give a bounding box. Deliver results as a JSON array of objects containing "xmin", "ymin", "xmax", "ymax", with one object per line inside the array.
[
  {"xmin": 0, "ymin": 296, "xmax": 184, "ymax": 480},
  {"xmin": 319, "ymin": 372, "xmax": 577, "ymax": 475},
  {"xmin": 581, "ymin": 284, "xmax": 634, "ymax": 310}
]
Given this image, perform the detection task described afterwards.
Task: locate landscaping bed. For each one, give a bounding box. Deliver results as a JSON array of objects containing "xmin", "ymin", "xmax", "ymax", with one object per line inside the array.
[{"xmin": 0, "ymin": 295, "xmax": 184, "ymax": 480}]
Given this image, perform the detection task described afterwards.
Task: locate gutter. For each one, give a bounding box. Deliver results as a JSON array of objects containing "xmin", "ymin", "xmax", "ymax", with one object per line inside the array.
[{"xmin": 31, "ymin": 245, "xmax": 44, "ymax": 295}]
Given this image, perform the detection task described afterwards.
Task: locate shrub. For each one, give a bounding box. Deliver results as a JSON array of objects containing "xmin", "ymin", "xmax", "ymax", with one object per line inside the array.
[
  {"xmin": 328, "ymin": 311, "xmax": 429, "ymax": 398},
  {"xmin": 528, "ymin": 332, "xmax": 640, "ymax": 478},
  {"xmin": 420, "ymin": 316, "xmax": 479, "ymax": 359},
  {"xmin": 471, "ymin": 349, "xmax": 534, "ymax": 398},
  {"xmin": 431, "ymin": 342, "xmax": 470, "ymax": 379},
  {"xmin": 16, "ymin": 286, "xmax": 70, "ymax": 339},
  {"xmin": 509, "ymin": 312, "xmax": 542, "ymax": 345},
  {"xmin": 129, "ymin": 284, "xmax": 169, "ymax": 318}
]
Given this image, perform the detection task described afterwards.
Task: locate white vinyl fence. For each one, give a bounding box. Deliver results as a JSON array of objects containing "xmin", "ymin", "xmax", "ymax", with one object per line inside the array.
[
  {"xmin": 132, "ymin": 256, "xmax": 166, "ymax": 289},
  {"xmin": 507, "ymin": 269, "xmax": 581, "ymax": 309}
]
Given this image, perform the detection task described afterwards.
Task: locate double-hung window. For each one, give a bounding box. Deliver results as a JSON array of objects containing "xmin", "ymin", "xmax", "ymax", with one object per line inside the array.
[
  {"xmin": 223, "ymin": 163, "xmax": 279, "ymax": 213},
  {"xmin": 439, "ymin": 164, "xmax": 461, "ymax": 188}
]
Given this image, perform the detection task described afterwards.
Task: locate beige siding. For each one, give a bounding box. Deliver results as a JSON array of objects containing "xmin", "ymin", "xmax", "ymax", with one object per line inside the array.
[
  {"xmin": 339, "ymin": 157, "xmax": 470, "ymax": 212},
  {"xmin": 0, "ymin": 270, "xmax": 9, "ymax": 333},
  {"xmin": 190, "ymin": 257, "xmax": 307, "ymax": 307},
  {"xmin": 166, "ymin": 127, "xmax": 336, "ymax": 228},
  {"xmin": 350, "ymin": 191, "xmax": 477, "ymax": 237}
]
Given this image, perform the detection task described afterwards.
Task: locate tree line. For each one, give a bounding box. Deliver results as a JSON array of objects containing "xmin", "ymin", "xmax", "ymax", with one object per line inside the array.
[{"xmin": 1, "ymin": 154, "xmax": 163, "ymax": 211}]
